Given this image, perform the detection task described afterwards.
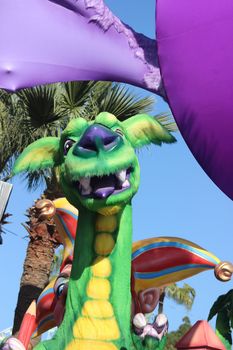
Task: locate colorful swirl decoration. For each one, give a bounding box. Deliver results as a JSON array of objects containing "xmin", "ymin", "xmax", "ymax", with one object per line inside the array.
[
  {"xmin": 132, "ymin": 236, "xmax": 232, "ymax": 292},
  {"xmin": 33, "ymin": 198, "xmax": 78, "ymax": 337}
]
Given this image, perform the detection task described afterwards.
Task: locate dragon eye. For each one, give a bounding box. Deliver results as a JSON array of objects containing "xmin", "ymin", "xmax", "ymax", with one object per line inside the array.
[
  {"xmin": 64, "ymin": 139, "xmax": 75, "ymax": 156},
  {"xmin": 115, "ymin": 128, "xmax": 124, "ymax": 137}
]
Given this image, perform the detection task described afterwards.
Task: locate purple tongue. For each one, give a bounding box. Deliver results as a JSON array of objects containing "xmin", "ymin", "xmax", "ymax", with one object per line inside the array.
[
  {"xmin": 93, "ymin": 187, "xmax": 115, "ymax": 199},
  {"xmin": 91, "ymin": 174, "xmax": 116, "ymax": 199}
]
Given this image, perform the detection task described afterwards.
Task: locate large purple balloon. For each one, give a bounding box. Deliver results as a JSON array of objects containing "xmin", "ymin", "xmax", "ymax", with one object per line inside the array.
[
  {"xmin": 0, "ymin": 0, "xmax": 161, "ymax": 94},
  {"xmin": 156, "ymin": 0, "xmax": 233, "ymax": 200}
]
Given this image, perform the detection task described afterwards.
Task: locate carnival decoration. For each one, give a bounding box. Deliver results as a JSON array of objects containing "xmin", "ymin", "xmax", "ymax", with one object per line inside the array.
[
  {"xmin": 4, "ymin": 194, "xmax": 232, "ymax": 349},
  {"xmin": 132, "ymin": 236, "xmax": 232, "ymax": 292},
  {"xmin": 2, "ymin": 198, "xmax": 79, "ymax": 350},
  {"xmin": 176, "ymin": 320, "xmax": 226, "ymax": 350},
  {"xmin": 12, "ymin": 113, "xmax": 175, "ymax": 350},
  {"xmin": 33, "ymin": 198, "xmax": 78, "ymax": 337},
  {"xmin": 10, "ymin": 113, "xmax": 233, "ymax": 350},
  {"xmin": 1, "ymin": 1, "xmax": 232, "ymax": 349},
  {"xmin": 9, "ymin": 233, "xmax": 231, "ymax": 349}
]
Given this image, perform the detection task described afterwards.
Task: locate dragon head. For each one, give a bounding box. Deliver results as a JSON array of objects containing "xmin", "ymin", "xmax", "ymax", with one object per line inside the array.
[{"xmin": 14, "ymin": 112, "xmax": 175, "ymax": 212}]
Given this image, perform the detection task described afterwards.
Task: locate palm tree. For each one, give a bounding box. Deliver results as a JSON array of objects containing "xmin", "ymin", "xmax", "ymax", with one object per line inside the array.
[
  {"xmin": 0, "ymin": 81, "xmax": 169, "ymax": 333},
  {"xmin": 158, "ymin": 283, "xmax": 196, "ymax": 314},
  {"xmin": 208, "ymin": 289, "xmax": 233, "ymax": 350},
  {"xmin": 0, "ymin": 90, "xmax": 17, "ymax": 180},
  {"xmin": 165, "ymin": 316, "xmax": 192, "ymax": 350},
  {"xmin": 0, "ymin": 213, "xmax": 12, "ymax": 245}
]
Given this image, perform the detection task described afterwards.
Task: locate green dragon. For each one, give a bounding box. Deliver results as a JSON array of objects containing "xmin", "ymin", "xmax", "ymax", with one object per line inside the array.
[{"xmin": 13, "ymin": 112, "xmax": 176, "ymax": 350}]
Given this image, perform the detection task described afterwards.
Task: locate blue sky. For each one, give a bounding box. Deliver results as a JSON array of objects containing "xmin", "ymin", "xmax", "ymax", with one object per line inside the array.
[{"xmin": 0, "ymin": 0, "xmax": 233, "ymax": 335}]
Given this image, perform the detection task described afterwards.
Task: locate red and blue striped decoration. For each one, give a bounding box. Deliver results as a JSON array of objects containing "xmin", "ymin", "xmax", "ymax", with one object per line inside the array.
[{"xmin": 132, "ymin": 236, "xmax": 220, "ymax": 291}]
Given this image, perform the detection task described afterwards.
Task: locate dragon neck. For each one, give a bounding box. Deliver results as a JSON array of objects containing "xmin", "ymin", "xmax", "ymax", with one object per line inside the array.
[{"xmin": 61, "ymin": 203, "xmax": 133, "ymax": 349}]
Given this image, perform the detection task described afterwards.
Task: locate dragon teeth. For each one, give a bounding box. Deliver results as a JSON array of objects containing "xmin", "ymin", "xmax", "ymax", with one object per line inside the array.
[
  {"xmin": 79, "ymin": 177, "xmax": 92, "ymax": 195},
  {"xmin": 122, "ymin": 179, "xmax": 130, "ymax": 188},
  {"xmin": 81, "ymin": 187, "xmax": 92, "ymax": 195},
  {"xmin": 79, "ymin": 177, "xmax": 91, "ymax": 189},
  {"xmin": 116, "ymin": 169, "xmax": 127, "ymax": 182}
]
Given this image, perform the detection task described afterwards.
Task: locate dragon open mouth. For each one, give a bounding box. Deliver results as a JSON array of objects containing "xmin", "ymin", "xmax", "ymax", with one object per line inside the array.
[{"xmin": 75, "ymin": 167, "xmax": 132, "ymax": 199}]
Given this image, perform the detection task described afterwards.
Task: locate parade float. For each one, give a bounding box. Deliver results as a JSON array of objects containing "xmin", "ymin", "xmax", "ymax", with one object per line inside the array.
[{"xmin": 0, "ymin": 1, "xmax": 233, "ymax": 349}]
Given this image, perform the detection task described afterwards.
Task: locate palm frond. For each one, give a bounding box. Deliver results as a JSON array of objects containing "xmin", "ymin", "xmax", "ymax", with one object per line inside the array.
[
  {"xmin": 16, "ymin": 84, "xmax": 60, "ymax": 128},
  {"xmin": 56, "ymin": 81, "xmax": 111, "ymax": 119},
  {"xmin": 208, "ymin": 289, "xmax": 233, "ymax": 321},
  {"xmin": 0, "ymin": 89, "xmax": 14, "ymax": 113},
  {"xmin": 0, "ymin": 213, "xmax": 12, "ymax": 245},
  {"xmin": 23, "ymin": 169, "xmax": 52, "ymax": 191},
  {"xmin": 166, "ymin": 283, "xmax": 196, "ymax": 310},
  {"xmin": 0, "ymin": 110, "xmax": 21, "ymax": 174},
  {"xmin": 92, "ymin": 84, "xmax": 155, "ymax": 121}
]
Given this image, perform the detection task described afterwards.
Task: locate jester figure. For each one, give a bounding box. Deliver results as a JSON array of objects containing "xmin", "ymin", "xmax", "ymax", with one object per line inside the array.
[{"xmin": 11, "ymin": 112, "xmax": 233, "ymax": 350}]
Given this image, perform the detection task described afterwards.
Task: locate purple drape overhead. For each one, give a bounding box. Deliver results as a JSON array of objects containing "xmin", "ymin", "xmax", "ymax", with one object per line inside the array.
[
  {"xmin": 1, "ymin": 0, "xmax": 233, "ymax": 200},
  {"xmin": 156, "ymin": 0, "xmax": 233, "ymax": 200},
  {"xmin": 0, "ymin": 0, "xmax": 161, "ymax": 94}
]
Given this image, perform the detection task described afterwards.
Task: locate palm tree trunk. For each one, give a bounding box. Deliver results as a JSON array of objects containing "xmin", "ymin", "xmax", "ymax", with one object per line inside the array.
[
  {"xmin": 12, "ymin": 232, "xmax": 56, "ymax": 333},
  {"xmin": 12, "ymin": 194, "xmax": 62, "ymax": 334},
  {"xmin": 158, "ymin": 288, "xmax": 166, "ymax": 314}
]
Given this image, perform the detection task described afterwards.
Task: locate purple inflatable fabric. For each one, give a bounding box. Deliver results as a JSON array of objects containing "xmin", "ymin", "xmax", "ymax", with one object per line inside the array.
[
  {"xmin": 0, "ymin": 0, "xmax": 162, "ymax": 95},
  {"xmin": 1, "ymin": 0, "xmax": 233, "ymax": 200},
  {"xmin": 156, "ymin": 0, "xmax": 233, "ymax": 200}
]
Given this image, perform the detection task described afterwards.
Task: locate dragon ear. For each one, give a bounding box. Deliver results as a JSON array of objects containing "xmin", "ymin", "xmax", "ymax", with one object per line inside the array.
[
  {"xmin": 122, "ymin": 114, "xmax": 176, "ymax": 148},
  {"xmin": 13, "ymin": 137, "xmax": 60, "ymax": 175}
]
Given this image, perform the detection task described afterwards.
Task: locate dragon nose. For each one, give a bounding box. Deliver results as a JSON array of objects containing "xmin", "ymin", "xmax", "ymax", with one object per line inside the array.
[{"xmin": 73, "ymin": 124, "xmax": 121, "ymax": 156}]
